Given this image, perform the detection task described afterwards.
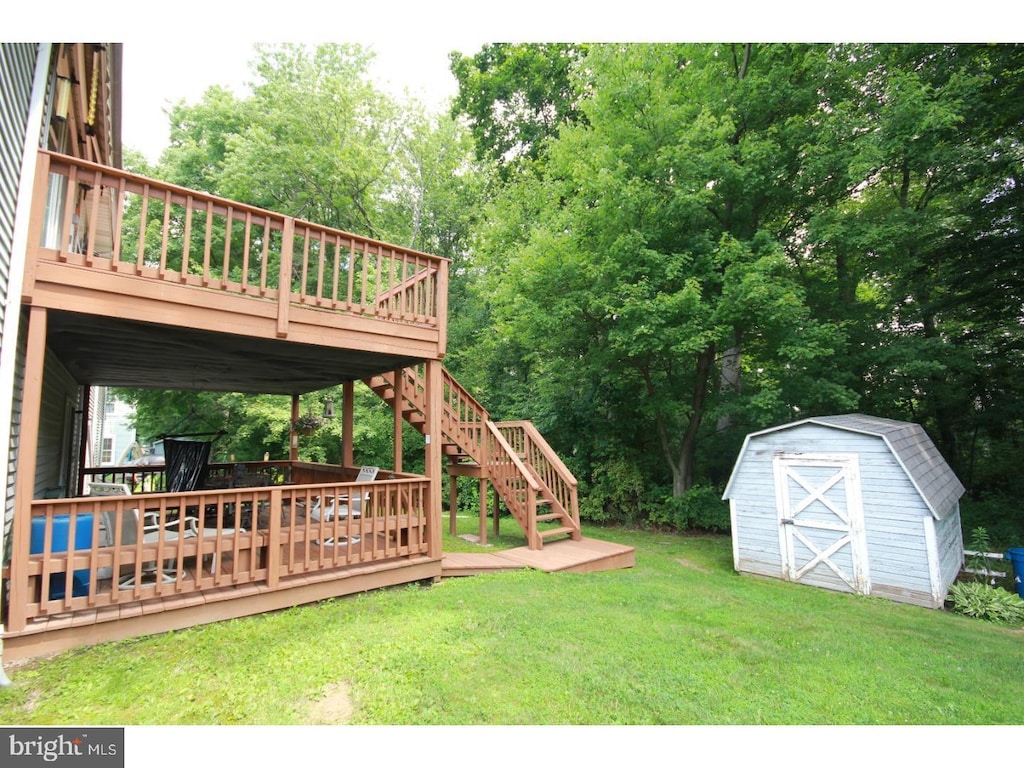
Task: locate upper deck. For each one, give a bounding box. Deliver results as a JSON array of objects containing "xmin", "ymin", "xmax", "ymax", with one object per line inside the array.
[{"xmin": 22, "ymin": 150, "xmax": 449, "ymax": 393}]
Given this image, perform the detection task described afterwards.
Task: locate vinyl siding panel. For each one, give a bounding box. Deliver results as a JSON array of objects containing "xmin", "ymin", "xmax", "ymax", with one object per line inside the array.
[
  {"xmin": 34, "ymin": 350, "xmax": 79, "ymax": 498},
  {"xmin": 0, "ymin": 44, "xmax": 39, "ymax": 557}
]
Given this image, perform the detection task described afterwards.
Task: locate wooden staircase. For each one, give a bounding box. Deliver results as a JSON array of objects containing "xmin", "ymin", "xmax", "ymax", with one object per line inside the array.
[{"xmin": 364, "ymin": 365, "xmax": 582, "ymax": 549}]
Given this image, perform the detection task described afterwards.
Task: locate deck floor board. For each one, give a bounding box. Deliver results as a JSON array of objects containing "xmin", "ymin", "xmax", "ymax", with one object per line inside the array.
[{"xmin": 442, "ymin": 537, "xmax": 634, "ymax": 576}]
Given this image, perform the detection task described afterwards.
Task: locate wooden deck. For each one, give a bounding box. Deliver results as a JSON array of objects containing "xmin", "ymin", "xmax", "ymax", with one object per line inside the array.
[{"xmin": 441, "ymin": 537, "xmax": 634, "ymax": 577}]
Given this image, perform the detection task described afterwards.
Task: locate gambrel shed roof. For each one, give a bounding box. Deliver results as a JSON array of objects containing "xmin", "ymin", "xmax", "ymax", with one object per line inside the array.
[{"xmin": 724, "ymin": 413, "xmax": 965, "ymax": 520}]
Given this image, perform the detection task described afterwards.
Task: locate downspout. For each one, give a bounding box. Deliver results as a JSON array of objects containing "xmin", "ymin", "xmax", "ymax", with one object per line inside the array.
[{"xmin": 0, "ymin": 42, "xmax": 54, "ymax": 687}]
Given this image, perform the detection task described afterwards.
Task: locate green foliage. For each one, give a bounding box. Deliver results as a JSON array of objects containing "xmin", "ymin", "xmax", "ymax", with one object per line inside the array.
[
  {"xmin": 948, "ymin": 581, "xmax": 1024, "ymax": 626},
  {"xmin": 449, "ymin": 43, "xmax": 588, "ymax": 177},
  {"xmin": 960, "ymin": 497, "xmax": 1024, "ymax": 552},
  {"xmin": 120, "ymin": 41, "xmax": 1024, "ymax": 547},
  {"xmin": 964, "ymin": 526, "xmax": 996, "ymax": 584},
  {"xmin": 649, "ymin": 484, "xmax": 731, "ymax": 533},
  {"xmin": 462, "ymin": 42, "xmax": 859, "ymax": 510},
  {"xmin": 578, "ymin": 456, "xmax": 662, "ymax": 523}
]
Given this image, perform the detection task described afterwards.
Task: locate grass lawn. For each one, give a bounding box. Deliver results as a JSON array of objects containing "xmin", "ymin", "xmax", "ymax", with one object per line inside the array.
[{"xmin": 1, "ymin": 518, "xmax": 1022, "ymax": 728}]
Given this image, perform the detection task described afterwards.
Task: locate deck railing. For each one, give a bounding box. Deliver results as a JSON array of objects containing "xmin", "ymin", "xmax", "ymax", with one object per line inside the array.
[
  {"xmin": 82, "ymin": 460, "xmax": 294, "ymax": 495},
  {"xmin": 9, "ymin": 475, "xmax": 429, "ymax": 628},
  {"xmin": 495, "ymin": 421, "xmax": 580, "ymax": 532},
  {"xmin": 484, "ymin": 422, "xmax": 541, "ymax": 549},
  {"xmin": 30, "ymin": 151, "xmax": 448, "ymax": 334}
]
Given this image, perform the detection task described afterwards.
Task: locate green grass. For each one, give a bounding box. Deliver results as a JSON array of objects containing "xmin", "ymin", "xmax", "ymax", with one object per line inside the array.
[{"xmin": 1, "ymin": 519, "xmax": 1022, "ymax": 725}]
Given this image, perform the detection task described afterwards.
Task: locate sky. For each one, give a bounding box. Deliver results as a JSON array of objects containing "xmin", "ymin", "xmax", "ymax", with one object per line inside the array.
[
  {"xmin": 120, "ymin": 38, "xmax": 482, "ymax": 162},
  {"xmin": 10, "ymin": 4, "xmax": 1015, "ymax": 162}
]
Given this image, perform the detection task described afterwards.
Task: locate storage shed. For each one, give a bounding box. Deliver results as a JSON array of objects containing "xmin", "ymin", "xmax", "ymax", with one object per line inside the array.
[{"xmin": 722, "ymin": 414, "xmax": 965, "ymax": 608}]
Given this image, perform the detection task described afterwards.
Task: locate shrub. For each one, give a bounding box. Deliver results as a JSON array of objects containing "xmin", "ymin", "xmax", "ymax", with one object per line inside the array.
[
  {"xmin": 579, "ymin": 457, "xmax": 661, "ymax": 523},
  {"xmin": 948, "ymin": 581, "xmax": 1024, "ymax": 626},
  {"xmin": 649, "ymin": 484, "xmax": 731, "ymax": 533},
  {"xmin": 959, "ymin": 495, "xmax": 1024, "ymax": 551}
]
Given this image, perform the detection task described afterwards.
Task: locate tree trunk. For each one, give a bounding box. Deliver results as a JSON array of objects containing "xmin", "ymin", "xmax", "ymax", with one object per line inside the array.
[
  {"xmin": 673, "ymin": 345, "xmax": 717, "ymax": 497},
  {"xmin": 716, "ymin": 331, "xmax": 742, "ymax": 433}
]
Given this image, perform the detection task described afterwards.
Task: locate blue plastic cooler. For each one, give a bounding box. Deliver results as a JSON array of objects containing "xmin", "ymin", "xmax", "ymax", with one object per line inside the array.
[
  {"xmin": 1006, "ymin": 548, "xmax": 1024, "ymax": 600},
  {"xmin": 30, "ymin": 513, "xmax": 94, "ymax": 599}
]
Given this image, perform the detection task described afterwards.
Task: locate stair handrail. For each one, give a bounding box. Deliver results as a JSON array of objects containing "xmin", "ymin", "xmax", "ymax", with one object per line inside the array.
[
  {"xmin": 484, "ymin": 420, "xmax": 541, "ymax": 549},
  {"xmin": 379, "ymin": 366, "xmax": 489, "ymax": 462},
  {"xmin": 496, "ymin": 420, "xmax": 580, "ymax": 531},
  {"xmin": 441, "ymin": 368, "xmax": 489, "ymax": 460}
]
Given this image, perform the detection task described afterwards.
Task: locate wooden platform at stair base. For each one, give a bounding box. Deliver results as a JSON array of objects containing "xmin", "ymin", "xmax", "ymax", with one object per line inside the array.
[{"xmin": 442, "ymin": 537, "xmax": 635, "ymax": 577}]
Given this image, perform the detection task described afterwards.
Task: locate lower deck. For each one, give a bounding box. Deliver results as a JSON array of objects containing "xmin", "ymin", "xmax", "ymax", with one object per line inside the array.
[
  {"xmin": 4, "ymin": 553, "xmax": 441, "ymax": 662},
  {"xmin": 4, "ymin": 534, "xmax": 634, "ymax": 661},
  {"xmin": 441, "ymin": 537, "xmax": 636, "ymax": 577}
]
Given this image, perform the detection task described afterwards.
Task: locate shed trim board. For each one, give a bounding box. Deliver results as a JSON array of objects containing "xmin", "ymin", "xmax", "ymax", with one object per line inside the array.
[
  {"xmin": 772, "ymin": 452, "xmax": 870, "ymax": 595},
  {"xmin": 923, "ymin": 515, "xmax": 942, "ymax": 606}
]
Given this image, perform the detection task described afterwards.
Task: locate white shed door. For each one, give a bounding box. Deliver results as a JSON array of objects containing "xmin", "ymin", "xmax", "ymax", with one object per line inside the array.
[{"xmin": 772, "ymin": 453, "xmax": 870, "ymax": 595}]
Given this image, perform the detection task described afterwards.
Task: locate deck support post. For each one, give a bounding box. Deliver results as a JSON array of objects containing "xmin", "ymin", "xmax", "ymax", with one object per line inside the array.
[
  {"xmin": 392, "ymin": 368, "xmax": 403, "ymax": 473},
  {"xmin": 276, "ymin": 217, "xmax": 293, "ymax": 338},
  {"xmin": 77, "ymin": 385, "xmax": 90, "ymax": 496},
  {"xmin": 449, "ymin": 471, "xmax": 458, "ymax": 536},
  {"xmin": 424, "ymin": 360, "xmax": 443, "ymax": 561},
  {"xmin": 342, "ymin": 380, "xmax": 354, "ymax": 468},
  {"xmin": 479, "ymin": 477, "xmax": 488, "ymax": 545},
  {"xmin": 7, "ymin": 306, "xmax": 48, "ymax": 633},
  {"xmin": 493, "ymin": 486, "xmax": 501, "ymax": 538},
  {"xmin": 289, "ymin": 394, "xmax": 300, "ymax": 462}
]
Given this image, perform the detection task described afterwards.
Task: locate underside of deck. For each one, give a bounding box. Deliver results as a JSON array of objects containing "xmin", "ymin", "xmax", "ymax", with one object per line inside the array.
[{"xmin": 441, "ymin": 537, "xmax": 635, "ymax": 577}]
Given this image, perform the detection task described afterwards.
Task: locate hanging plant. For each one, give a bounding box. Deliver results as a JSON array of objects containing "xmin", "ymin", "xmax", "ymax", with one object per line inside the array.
[{"xmin": 293, "ymin": 414, "xmax": 323, "ymax": 435}]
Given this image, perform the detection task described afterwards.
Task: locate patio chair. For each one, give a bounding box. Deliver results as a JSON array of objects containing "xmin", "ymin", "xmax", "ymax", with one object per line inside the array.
[
  {"xmin": 92, "ymin": 481, "xmax": 198, "ymax": 587},
  {"xmin": 185, "ymin": 516, "xmax": 246, "ymax": 576},
  {"xmin": 309, "ymin": 465, "xmax": 378, "ymax": 546}
]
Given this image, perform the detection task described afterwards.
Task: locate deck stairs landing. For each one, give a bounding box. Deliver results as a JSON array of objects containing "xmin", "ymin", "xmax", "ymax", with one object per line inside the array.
[
  {"xmin": 441, "ymin": 537, "xmax": 636, "ymax": 577},
  {"xmin": 364, "ymin": 366, "xmax": 583, "ymax": 550}
]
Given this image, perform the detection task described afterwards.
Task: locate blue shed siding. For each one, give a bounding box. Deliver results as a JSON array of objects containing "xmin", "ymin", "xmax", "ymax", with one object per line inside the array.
[
  {"xmin": 934, "ymin": 508, "xmax": 964, "ymax": 593},
  {"xmin": 726, "ymin": 419, "xmax": 963, "ymax": 608}
]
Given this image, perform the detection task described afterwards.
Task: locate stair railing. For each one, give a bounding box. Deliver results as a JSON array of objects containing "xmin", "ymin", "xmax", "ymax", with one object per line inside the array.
[
  {"xmin": 441, "ymin": 369, "xmax": 490, "ymax": 459},
  {"xmin": 495, "ymin": 421, "xmax": 580, "ymax": 533},
  {"xmin": 484, "ymin": 422, "xmax": 541, "ymax": 549},
  {"xmin": 370, "ymin": 366, "xmax": 577, "ymax": 548}
]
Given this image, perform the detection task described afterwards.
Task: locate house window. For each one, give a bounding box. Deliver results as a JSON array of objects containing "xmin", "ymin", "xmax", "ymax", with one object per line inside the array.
[{"xmin": 101, "ymin": 437, "xmax": 114, "ymax": 464}]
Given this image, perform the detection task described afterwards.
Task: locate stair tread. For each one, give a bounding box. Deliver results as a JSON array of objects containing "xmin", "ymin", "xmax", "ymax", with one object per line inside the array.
[
  {"xmin": 535, "ymin": 512, "xmax": 564, "ymax": 522},
  {"xmin": 539, "ymin": 526, "xmax": 577, "ymax": 538}
]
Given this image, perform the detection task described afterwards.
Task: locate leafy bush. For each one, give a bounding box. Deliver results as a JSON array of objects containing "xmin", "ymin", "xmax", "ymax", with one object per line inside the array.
[
  {"xmin": 948, "ymin": 580, "xmax": 1024, "ymax": 625},
  {"xmin": 579, "ymin": 457, "xmax": 662, "ymax": 523},
  {"xmin": 959, "ymin": 495, "xmax": 1024, "ymax": 551},
  {"xmin": 649, "ymin": 484, "xmax": 731, "ymax": 533}
]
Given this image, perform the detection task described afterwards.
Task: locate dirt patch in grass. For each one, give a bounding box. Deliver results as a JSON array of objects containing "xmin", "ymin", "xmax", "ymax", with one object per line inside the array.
[
  {"xmin": 675, "ymin": 557, "xmax": 711, "ymax": 574},
  {"xmin": 304, "ymin": 681, "xmax": 354, "ymax": 724}
]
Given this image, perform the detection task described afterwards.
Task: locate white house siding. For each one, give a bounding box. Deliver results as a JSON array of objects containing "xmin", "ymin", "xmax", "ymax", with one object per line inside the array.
[{"xmin": 727, "ymin": 419, "xmax": 962, "ymax": 608}]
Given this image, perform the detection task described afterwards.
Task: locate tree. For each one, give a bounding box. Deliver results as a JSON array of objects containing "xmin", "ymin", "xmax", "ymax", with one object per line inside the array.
[
  {"xmin": 805, "ymin": 43, "xmax": 1024, "ymax": 486},
  {"xmin": 467, "ymin": 44, "xmax": 855, "ymax": 504},
  {"xmin": 449, "ymin": 43, "xmax": 587, "ymax": 178}
]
